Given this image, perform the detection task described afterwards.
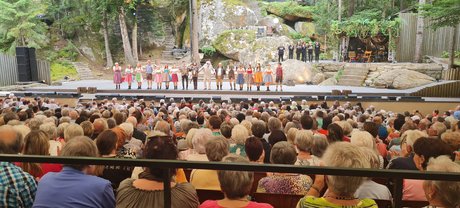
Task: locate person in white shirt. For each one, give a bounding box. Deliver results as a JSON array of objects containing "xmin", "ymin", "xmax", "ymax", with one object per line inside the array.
[{"xmin": 199, "ymin": 61, "xmax": 214, "ymax": 90}]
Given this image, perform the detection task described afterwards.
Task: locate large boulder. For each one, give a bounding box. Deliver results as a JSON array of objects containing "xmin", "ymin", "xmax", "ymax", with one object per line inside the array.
[
  {"xmin": 200, "ymin": 0, "xmax": 259, "ymax": 45},
  {"xmin": 247, "ymin": 36, "xmax": 293, "ymax": 64},
  {"xmin": 212, "ymin": 30, "xmax": 255, "ymax": 61},
  {"xmin": 294, "ymin": 22, "xmax": 316, "ymax": 36},
  {"xmin": 264, "ymin": 1, "xmax": 313, "ymax": 22},
  {"xmin": 372, "ymin": 69, "xmax": 435, "ymax": 89},
  {"xmin": 213, "ymin": 31, "xmax": 293, "ymax": 65},
  {"xmin": 269, "ymin": 59, "xmax": 318, "ymax": 84}
]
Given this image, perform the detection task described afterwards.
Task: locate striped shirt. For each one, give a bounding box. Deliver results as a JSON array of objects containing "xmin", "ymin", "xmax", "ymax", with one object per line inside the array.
[{"xmin": 0, "ymin": 162, "xmax": 37, "ymax": 208}]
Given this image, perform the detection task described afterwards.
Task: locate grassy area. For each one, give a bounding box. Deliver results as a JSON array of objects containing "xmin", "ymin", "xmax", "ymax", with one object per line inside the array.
[{"xmin": 51, "ymin": 61, "xmax": 78, "ymax": 81}]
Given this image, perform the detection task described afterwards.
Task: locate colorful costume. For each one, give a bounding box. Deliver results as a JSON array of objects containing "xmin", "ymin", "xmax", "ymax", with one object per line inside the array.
[
  {"xmin": 124, "ymin": 68, "xmax": 133, "ymax": 83},
  {"xmin": 113, "ymin": 66, "xmax": 122, "ymax": 84},
  {"xmin": 134, "ymin": 67, "xmax": 143, "ymax": 83}
]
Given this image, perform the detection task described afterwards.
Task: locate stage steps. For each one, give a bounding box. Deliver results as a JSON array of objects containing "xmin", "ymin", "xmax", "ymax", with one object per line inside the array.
[
  {"xmin": 337, "ymin": 64, "xmax": 369, "ymax": 87},
  {"xmin": 72, "ymin": 62, "xmax": 95, "ymax": 80}
]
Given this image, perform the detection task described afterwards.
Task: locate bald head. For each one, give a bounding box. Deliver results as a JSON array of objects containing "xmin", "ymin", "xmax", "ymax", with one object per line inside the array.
[{"xmin": 0, "ymin": 125, "xmax": 22, "ymax": 154}]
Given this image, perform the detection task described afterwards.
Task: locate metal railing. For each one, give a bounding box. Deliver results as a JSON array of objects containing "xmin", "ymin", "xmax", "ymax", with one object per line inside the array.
[{"xmin": 1, "ymin": 154, "xmax": 460, "ymax": 208}]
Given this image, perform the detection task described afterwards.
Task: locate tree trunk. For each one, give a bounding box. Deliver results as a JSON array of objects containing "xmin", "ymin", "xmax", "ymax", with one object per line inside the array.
[
  {"xmin": 118, "ymin": 7, "xmax": 135, "ymax": 65},
  {"xmin": 348, "ymin": 0, "xmax": 355, "ymax": 17},
  {"xmin": 102, "ymin": 12, "xmax": 113, "ymax": 68},
  {"xmin": 413, "ymin": 0, "xmax": 425, "ymax": 63},
  {"xmin": 449, "ymin": 25, "xmax": 458, "ymax": 69},
  {"xmin": 132, "ymin": 20, "xmax": 138, "ymax": 62},
  {"xmin": 338, "ymin": 0, "xmax": 342, "ymax": 21},
  {"xmin": 191, "ymin": 0, "xmax": 200, "ymax": 64}
]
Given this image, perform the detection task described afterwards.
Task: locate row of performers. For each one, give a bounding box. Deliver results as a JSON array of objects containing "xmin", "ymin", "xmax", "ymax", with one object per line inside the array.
[{"xmin": 112, "ymin": 60, "xmax": 285, "ymax": 91}]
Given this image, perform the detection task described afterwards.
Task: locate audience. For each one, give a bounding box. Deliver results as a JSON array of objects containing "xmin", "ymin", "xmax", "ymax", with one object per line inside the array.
[
  {"xmin": 200, "ymin": 155, "xmax": 273, "ymax": 208},
  {"xmin": 423, "ymin": 156, "xmax": 460, "ymax": 208},
  {"xmin": 257, "ymin": 141, "xmax": 313, "ymax": 195},
  {"xmin": 0, "ymin": 96, "xmax": 459, "ymax": 207},
  {"xmin": 0, "ymin": 126, "xmax": 37, "ymax": 208},
  {"xmin": 33, "ymin": 136, "xmax": 115, "ymax": 208},
  {"xmin": 116, "ymin": 136, "xmax": 199, "ymax": 208},
  {"xmin": 297, "ymin": 142, "xmax": 378, "ymax": 207}
]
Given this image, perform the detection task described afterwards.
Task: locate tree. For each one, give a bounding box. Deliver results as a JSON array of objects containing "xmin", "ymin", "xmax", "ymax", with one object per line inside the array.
[
  {"xmin": 421, "ymin": 0, "xmax": 460, "ymax": 68},
  {"xmin": 190, "ymin": 0, "xmax": 200, "ymax": 64},
  {"xmin": 413, "ymin": 0, "xmax": 425, "ymax": 63},
  {"xmin": 0, "ymin": 0, "xmax": 48, "ymax": 54},
  {"xmin": 118, "ymin": 6, "xmax": 135, "ymax": 66}
]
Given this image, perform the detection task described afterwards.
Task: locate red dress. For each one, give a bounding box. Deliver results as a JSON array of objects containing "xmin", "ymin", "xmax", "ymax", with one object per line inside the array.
[{"xmin": 15, "ymin": 162, "xmax": 63, "ymax": 179}]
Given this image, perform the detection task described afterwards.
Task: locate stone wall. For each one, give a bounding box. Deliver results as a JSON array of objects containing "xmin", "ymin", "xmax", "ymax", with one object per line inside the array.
[{"xmin": 313, "ymin": 63, "xmax": 443, "ymax": 79}]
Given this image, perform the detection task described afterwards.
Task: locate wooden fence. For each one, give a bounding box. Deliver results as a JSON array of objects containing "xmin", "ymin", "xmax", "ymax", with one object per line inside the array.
[
  {"xmin": 411, "ymin": 81, "xmax": 460, "ymax": 97},
  {"xmin": 397, "ymin": 13, "xmax": 460, "ymax": 62},
  {"xmin": 442, "ymin": 68, "xmax": 460, "ymax": 80},
  {"xmin": 0, "ymin": 54, "xmax": 19, "ymax": 86},
  {"xmin": 0, "ymin": 53, "xmax": 50, "ymax": 87}
]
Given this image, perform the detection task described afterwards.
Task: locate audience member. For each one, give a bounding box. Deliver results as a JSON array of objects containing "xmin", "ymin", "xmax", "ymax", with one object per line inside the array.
[{"xmin": 423, "ymin": 156, "xmax": 460, "ymax": 208}]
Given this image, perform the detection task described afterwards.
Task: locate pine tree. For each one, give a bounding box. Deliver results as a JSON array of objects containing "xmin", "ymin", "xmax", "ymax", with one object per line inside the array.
[{"xmin": 0, "ymin": 0, "xmax": 48, "ymax": 54}]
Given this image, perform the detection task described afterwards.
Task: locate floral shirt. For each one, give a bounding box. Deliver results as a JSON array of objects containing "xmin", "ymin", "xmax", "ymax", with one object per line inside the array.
[{"xmin": 257, "ymin": 174, "xmax": 312, "ymax": 195}]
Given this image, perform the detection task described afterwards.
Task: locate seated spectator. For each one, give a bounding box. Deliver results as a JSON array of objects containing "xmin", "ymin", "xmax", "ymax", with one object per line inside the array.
[
  {"xmin": 33, "ymin": 136, "xmax": 115, "ymax": 208},
  {"xmin": 95, "ymin": 130, "xmax": 133, "ymax": 190},
  {"xmin": 119, "ymin": 122, "xmax": 143, "ymax": 157},
  {"xmin": 294, "ymin": 130, "xmax": 321, "ymax": 166},
  {"xmin": 403, "ymin": 137, "xmax": 453, "ymax": 201},
  {"xmin": 229, "ymin": 124, "xmax": 249, "ymax": 157},
  {"xmin": 327, "ymin": 123, "xmax": 344, "ymax": 143},
  {"xmin": 126, "ymin": 116, "xmax": 146, "ymax": 143},
  {"xmin": 423, "ymin": 156, "xmax": 460, "ymax": 208},
  {"xmin": 311, "ymin": 134, "xmax": 329, "ymax": 157},
  {"xmin": 63, "ymin": 123, "xmax": 83, "ymax": 142},
  {"xmin": 18, "ymin": 130, "xmax": 62, "ymax": 179},
  {"xmin": 186, "ymin": 128, "xmax": 213, "ymax": 161},
  {"xmin": 252, "ymin": 120, "xmax": 271, "ymax": 164},
  {"xmin": 80, "ymin": 121, "xmax": 94, "ymax": 138},
  {"xmin": 355, "ymin": 148, "xmax": 392, "ymax": 200},
  {"xmin": 200, "ymin": 155, "xmax": 273, "ymax": 208},
  {"xmin": 267, "ymin": 129, "xmax": 287, "ymax": 147},
  {"xmin": 190, "ymin": 138, "xmax": 229, "ymax": 190},
  {"xmin": 117, "ymin": 136, "xmax": 199, "ymax": 208},
  {"xmin": 286, "ymin": 127, "xmax": 299, "ymax": 145},
  {"xmin": 220, "ymin": 123, "xmax": 233, "ymax": 140},
  {"xmin": 92, "ymin": 118, "xmax": 108, "ymax": 140},
  {"xmin": 208, "ymin": 115, "xmax": 222, "ymax": 136},
  {"xmin": 257, "ymin": 141, "xmax": 312, "ymax": 195},
  {"xmin": 297, "ymin": 142, "xmax": 377, "ymax": 207},
  {"xmin": 350, "ymin": 130, "xmax": 384, "ymax": 169},
  {"xmin": 387, "ymin": 130, "xmax": 427, "ymax": 170},
  {"xmin": 39, "ymin": 122, "xmax": 61, "ymax": 156},
  {"xmin": 245, "ymin": 136, "xmax": 265, "ymax": 163},
  {"xmin": 0, "ymin": 126, "xmax": 37, "ymax": 207}
]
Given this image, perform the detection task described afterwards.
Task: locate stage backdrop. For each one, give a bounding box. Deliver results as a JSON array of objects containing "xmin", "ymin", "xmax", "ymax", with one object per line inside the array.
[{"xmin": 397, "ymin": 13, "xmax": 460, "ymax": 62}]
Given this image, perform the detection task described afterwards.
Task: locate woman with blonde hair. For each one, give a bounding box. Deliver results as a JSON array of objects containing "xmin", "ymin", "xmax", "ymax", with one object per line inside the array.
[
  {"xmin": 124, "ymin": 64, "xmax": 133, "ymax": 89},
  {"xmin": 229, "ymin": 124, "xmax": 249, "ymax": 156},
  {"xmin": 254, "ymin": 63, "xmax": 263, "ymax": 91},
  {"xmin": 423, "ymin": 156, "xmax": 460, "ymax": 208},
  {"xmin": 163, "ymin": 64, "xmax": 171, "ymax": 90},
  {"xmin": 134, "ymin": 63, "xmax": 143, "ymax": 89},
  {"xmin": 264, "ymin": 64, "xmax": 273, "ymax": 91},
  {"xmin": 19, "ymin": 130, "xmax": 62, "ymax": 179},
  {"xmin": 154, "ymin": 63, "xmax": 163, "ymax": 90}
]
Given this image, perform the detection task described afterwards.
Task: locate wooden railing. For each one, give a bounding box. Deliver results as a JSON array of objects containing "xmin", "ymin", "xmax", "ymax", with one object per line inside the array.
[{"xmin": 411, "ymin": 81, "xmax": 460, "ymax": 97}]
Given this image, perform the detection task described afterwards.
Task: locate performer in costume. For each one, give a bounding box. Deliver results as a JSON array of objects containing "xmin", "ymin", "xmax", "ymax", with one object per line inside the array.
[
  {"xmin": 288, "ymin": 44, "xmax": 294, "ymax": 59},
  {"xmin": 190, "ymin": 63, "xmax": 199, "ymax": 90},
  {"xmin": 296, "ymin": 42, "xmax": 302, "ymax": 60},
  {"xmin": 163, "ymin": 64, "xmax": 170, "ymax": 90},
  {"xmin": 246, "ymin": 64, "xmax": 254, "ymax": 91},
  {"xmin": 314, "ymin": 42, "xmax": 321, "ymax": 62},
  {"xmin": 263, "ymin": 64, "xmax": 273, "ymax": 91},
  {"xmin": 145, "ymin": 60, "xmax": 153, "ymax": 89},
  {"xmin": 200, "ymin": 61, "xmax": 214, "ymax": 90},
  {"xmin": 254, "ymin": 63, "xmax": 263, "ymax": 91},
  {"xmin": 214, "ymin": 62, "xmax": 225, "ymax": 90},
  {"xmin": 275, "ymin": 62, "xmax": 284, "ymax": 92},
  {"xmin": 308, "ymin": 42, "xmax": 314, "ymax": 62},
  {"xmin": 301, "ymin": 42, "xmax": 307, "ymax": 62},
  {"xmin": 113, "ymin": 62, "xmax": 122, "ymax": 89},
  {"xmin": 227, "ymin": 65, "xmax": 236, "ymax": 90},
  {"xmin": 171, "ymin": 65, "xmax": 179, "ymax": 90},
  {"xmin": 236, "ymin": 65, "xmax": 245, "ymax": 91},
  {"xmin": 154, "ymin": 65, "xmax": 163, "ymax": 90},
  {"xmin": 134, "ymin": 63, "xmax": 143, "ymax": 89},
  {"xmin": 180, "ymin": 61, "xmax": 189, "ymax": 90},
  {"xmin": 124, "ymin": 64, "xmax": 133, "ymax": 90}
]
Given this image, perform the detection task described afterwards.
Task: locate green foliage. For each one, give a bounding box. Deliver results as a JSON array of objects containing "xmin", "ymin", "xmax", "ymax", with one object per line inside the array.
[
  {"xmin": 421, "ymin": 0, "xmax": 460, "ymax": 29},
  {"xmin": 50, "ymin": 60, "xmax": 78, "ymax": 81},
  {"xmin": 0, "ymin": 0, "xmax": 48, "ymax": 54},
  {"xmin": 200, "ymin": 46, "xmax": 216, "ymax": 57},
  {"xmin": 442, "ymin": 51, "xmax": 460, "ymax": 58},
  {"xmin": 212, "ymin": 30, "xmax": 255, "ymax": 54},
  {"xmin": 261, "ymin": 1, "xmax": 313, "ymax": 19},
  {"xmin": 289, "ymin": 32, "xmax": 304, "ymax": 40},
  {"xmin": 46, "ymin": 42, "xmax": 79, "ymax": 62}
]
